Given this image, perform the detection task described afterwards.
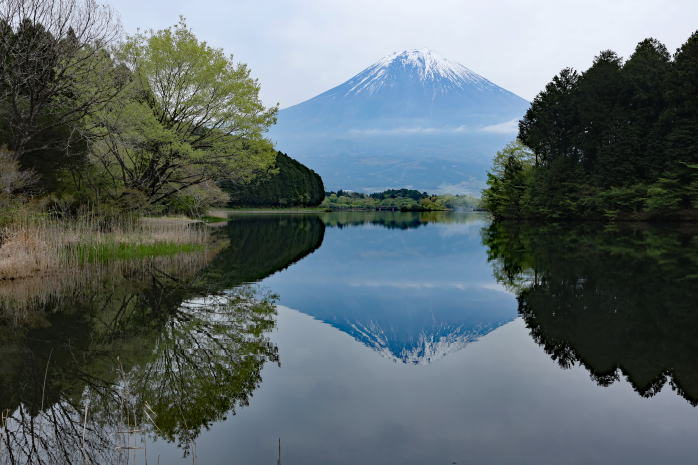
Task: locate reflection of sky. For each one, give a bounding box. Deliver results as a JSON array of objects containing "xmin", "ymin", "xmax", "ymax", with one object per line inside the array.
[
  {"xmin": 262, "ymin": 216, "xmax": 517, "ymax": 363},
  {"xmin": 149, "ymin": 213, "xmax": 698, "ymax": 465},
  {"xmin": 152, "ymin": 309, "xmax": 698, "ymax": 465}
]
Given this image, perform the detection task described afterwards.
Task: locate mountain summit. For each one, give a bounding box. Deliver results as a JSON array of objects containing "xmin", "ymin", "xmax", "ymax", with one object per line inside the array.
[
  {"xmin": 341, "ymin": 49, "xmax": 496, "ymax": 96},
  {"xmin": 270, "ymin": 49, "xmax": 530, "ymax": 193}
]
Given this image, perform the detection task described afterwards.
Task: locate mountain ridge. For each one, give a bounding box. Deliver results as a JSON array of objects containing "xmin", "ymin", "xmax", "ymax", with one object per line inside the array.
[{"xmin": 270, "ymin": 49, "xmax": 530, "ymax": 193}]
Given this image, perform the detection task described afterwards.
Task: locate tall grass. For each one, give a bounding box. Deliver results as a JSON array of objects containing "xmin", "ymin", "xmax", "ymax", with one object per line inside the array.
[{"xmin": 0, "ymin": 215, "xmax": 210, "ymax": 281}]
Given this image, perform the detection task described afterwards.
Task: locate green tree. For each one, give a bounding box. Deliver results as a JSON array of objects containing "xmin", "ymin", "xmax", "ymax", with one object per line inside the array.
[
  {"xmin": 91, "ymin": 18, "xmax": 278, "ymax": 208},
  {"xmin": 0, "ymin": 0, "xmax": 122, "ymax": 192},
  {"xmin": 482, "ymin": 140, "xmax": 534, "ymax": 219},
  {"xmin": 221, "ymin": 151, "xmax": 325, "ymax": 207},
  {"xmin": 487, "ymin": 31, "xmax": 698, "ymax": 220}
]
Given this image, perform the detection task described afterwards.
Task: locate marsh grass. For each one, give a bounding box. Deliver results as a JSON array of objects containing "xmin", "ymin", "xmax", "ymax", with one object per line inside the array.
[
  {"xmin": 71, "ymin": 241, "xmax": 206, "ymax": 264},
  {"xmin": 0, "ymin": 215, "xmax": 211, "ymax": 281}
]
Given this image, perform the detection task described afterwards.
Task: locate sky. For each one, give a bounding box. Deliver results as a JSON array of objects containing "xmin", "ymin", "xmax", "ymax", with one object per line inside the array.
[{"xmin": 107, "ymin": 0, "xmax": 698, "ymax": 108}]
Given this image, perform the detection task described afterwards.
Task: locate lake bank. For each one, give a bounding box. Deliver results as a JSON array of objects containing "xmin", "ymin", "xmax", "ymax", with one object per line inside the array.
[{"xmin": 0, "ymin": 216, "xmax": 216, "ymax": 282}]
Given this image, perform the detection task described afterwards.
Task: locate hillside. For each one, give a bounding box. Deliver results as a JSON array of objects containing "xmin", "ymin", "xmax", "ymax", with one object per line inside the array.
[{"xmin": 221, "ymin": 151, "xmax": 325, "ymax": 207}]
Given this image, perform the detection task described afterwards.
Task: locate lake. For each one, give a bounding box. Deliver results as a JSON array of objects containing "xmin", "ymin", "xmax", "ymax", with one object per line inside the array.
[{"xmin": 2, "ymin": 212, "xmax": 698, "ymax": 465}]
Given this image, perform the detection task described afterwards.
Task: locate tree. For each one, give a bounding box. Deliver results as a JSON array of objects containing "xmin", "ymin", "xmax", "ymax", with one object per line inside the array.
[
  {"xmin": 221, "ymin": 151, "xmax": 325, "ymax": 207},
  {"xmin": 487, "ymin": 31, "xmax": 698, "ymax": 220},
  {"xmin": 90, "ymin": 18, "xmax": 278, "ymax": 208},
  {"xmin": 664, "ymin": 31, "xmax": 698, "ymax": 168},
  {"xmin": 0, "ymin": 0, "xmax": 121, "ymax": 190},
  {"xmin": 620, "ymin": 38, "xmax": 671, "ymax": 181},
  {"xmin": 519, "ymin": 67, "xmax": 580, "ymax": 168},
  {"xmin": 482, "ymin": 140, "xmax": 534, "ymax": 219}
]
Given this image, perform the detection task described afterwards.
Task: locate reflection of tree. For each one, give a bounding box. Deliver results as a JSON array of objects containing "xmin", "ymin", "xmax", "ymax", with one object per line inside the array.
[
  {"xmin": 483, "ymin": 222, "xmax": 698, "ymax": 404},
  {"xmin": 128, "ymin": 288, "xmax": 278, "ymax": 447},
  {"xmin": 208, "ymin": 214, "xmax": 325, "ymax": 284},
  {"xmin": 0, "ymin": 260, "xmax": 279, "ymax": 464}
]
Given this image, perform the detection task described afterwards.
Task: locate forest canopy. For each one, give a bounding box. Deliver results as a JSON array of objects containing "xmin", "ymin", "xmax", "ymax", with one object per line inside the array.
[
  {"xmin": 483, "ymin": 32, "xmax": 698, "ymax": 221},
  {"xmin": 221, "ymin": 151, "xmax": 325, "ymax": 207},
  {"xmin": 322, "ymin": 189, "xmax": 479, "ymax": 211}
]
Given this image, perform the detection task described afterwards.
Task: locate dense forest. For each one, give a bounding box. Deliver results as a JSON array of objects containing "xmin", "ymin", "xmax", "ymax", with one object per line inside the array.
[
  {"xmin": 483, "ymin": 32, "xmax": 698, "ymax": 220},
  {"xmin": 323, "ymin": 188, "xmax": 479, "ymax": 211},
  {"xmin": 220, "ymin": 152, "xmax": 324, "ymax": 207}
]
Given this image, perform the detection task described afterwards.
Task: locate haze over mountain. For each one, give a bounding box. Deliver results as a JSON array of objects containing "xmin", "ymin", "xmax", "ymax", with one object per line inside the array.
[{"xmin": 270, "ymin": 49, "xmax": 530, "ymax": 193}]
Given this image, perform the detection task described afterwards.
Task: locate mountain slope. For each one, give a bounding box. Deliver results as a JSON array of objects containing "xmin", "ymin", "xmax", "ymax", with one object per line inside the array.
[{"xmin": 269, "ymin": 49, "xmax": 530, "ymax": 193}]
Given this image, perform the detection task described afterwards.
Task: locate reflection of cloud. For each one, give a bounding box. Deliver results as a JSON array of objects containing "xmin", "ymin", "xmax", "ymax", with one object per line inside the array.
[
  {"xmin": 479, "ymin": 118, "xmax": 519, "ymax": 134},
  {"xmin": 436, "ymin": 223, "xmax": 482, "ymax": 238},
  {"xmin": 347, "ymin": 280, "xmax": 512, "ymax": 294}
]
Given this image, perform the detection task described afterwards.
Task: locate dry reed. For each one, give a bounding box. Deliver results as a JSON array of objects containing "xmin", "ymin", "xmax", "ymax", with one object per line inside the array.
[{"xmin": 0, "ymin": 215, "xmax": 210, "ymax": 282}]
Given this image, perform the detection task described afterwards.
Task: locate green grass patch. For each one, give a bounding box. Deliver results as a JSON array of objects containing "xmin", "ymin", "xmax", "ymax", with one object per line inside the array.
[
  {"xmin": 72, "ymin": 242, "xmax": 206, "ymax": 264},
  {"xmin": 200, "ymin": 215, "xmax": 228, "ymax": 223}
]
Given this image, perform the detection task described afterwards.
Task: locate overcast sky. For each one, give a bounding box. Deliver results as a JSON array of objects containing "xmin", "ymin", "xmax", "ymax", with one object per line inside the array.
[{"xmin": 108, "ymin": 0, "xmax": 698, "ymax": 108}]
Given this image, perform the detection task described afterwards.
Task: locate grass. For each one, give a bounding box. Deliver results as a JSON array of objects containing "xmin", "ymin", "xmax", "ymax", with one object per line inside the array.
[
  {"xmin": 72, "ymin": 241, "xmax": 206, "ymax": 264},
  {"xmin": 200, "ymin": 215, "xmax": 228, "ymax": 224},
  {"xmin": 0, "ymin": 215, "xmax": 211, "ymax": 281}
]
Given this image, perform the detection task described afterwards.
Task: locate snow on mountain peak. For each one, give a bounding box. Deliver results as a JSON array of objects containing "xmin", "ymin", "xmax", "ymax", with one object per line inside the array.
[{"xmin": 345, "ymin": 48, "xmax": 492, "ymax": 96}]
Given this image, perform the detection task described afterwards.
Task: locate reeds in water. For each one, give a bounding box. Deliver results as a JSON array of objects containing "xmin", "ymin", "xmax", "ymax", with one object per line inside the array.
[{"xmin": 0, "ymin": 215, "xmax": 210, "ymax": 282}]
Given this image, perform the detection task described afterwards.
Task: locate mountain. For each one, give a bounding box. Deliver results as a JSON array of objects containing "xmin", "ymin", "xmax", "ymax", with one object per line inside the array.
[{"xmin": 269, "ymin": 49, "xmax": 530, "ymax": 194}]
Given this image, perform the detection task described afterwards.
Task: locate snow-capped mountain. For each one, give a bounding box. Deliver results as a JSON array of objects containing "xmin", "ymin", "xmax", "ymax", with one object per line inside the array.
[
  {"xmin": 344, "ymin": 317, "xmax": 511, "ymax": 365},
  {"xmin": 269, "ymin": 49, "xmax": 530, "ymax": 193}
]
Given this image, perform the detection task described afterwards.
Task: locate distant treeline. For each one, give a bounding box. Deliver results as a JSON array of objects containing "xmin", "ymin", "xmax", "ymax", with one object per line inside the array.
[
  {"xmin": 323, "ymin": 188, "xmax": 479, "ymax": 211},
  {"xmin": 483, "ymin": 32, "xmax": 698, "ymax": 221},
  {"xmin": 221, "ymin": 152, "xmax": 325, "ymax": 207}
]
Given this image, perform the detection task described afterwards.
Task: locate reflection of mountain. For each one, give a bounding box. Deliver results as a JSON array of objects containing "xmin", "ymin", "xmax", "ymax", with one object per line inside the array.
[
  {"xmin": 261, "ymin": 213, "xmax": 517, "ymax": 364},
  {"xmin": 311, "ymin": 287, "xmax": 514, "ymax": 364},
  {"xmin": 484, "ymin": 222, "xmax": 698, "ymax": 404}
]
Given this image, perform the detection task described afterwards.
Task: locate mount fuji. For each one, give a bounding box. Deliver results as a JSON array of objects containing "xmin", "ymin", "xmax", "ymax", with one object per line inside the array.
[{"xmin": 269, "ymin": 49, "xmax": 530, "ymax": 193}]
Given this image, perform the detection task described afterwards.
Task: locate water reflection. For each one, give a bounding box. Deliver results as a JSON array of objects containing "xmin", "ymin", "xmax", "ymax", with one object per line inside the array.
[
  {"xmin": 259, "ymin": 212, "xmax": 516, "ymax": 364},
  {"xmin": 483, "ymin": 222, "xmax": 698, "ymax": 404},
  {"xmin": 0, "ymin": 259, "xmax": 279, "ymax": 464}
]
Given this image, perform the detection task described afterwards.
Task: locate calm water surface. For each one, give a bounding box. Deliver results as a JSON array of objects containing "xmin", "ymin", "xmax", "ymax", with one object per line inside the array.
[{"xmin": 2, "ymin": 212, "xmax": 698, "ymax": 465}]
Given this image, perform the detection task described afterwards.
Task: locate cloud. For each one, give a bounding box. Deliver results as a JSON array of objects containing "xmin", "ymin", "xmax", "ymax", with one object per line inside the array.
[
  {"xmin": 109, "ymin": 0, "xmax": 698, "ymax": 108},
  {"xmin": 479, "ymin": 119, "xmax": 520, "ymax": 134},
  {"xmin": 348, "ymin": 127, "xmax": 442, "ymax": 136}
]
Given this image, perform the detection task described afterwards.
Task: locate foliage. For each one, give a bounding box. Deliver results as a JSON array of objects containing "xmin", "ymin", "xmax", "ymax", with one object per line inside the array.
[
  {"xmin": 0, "ymin": 0, "xmax": 122, "ymax": 192},
  {"xmin": 221, "ymin": 151, "xmax": 325, "ymax": 207},
  {"xmin": 0, "ymin": 6, "xmax": 287, "ymax": 221},
  {"xmin": 483, "ymin": 32, "xmax": 698, "ymax": 220},
  {"xmin": 89, "ymin": 18, "xmax": 278, "ymax": 208},
  {"xmin": 322, "ymin": 188, "xmax": 479, "ymax": 211}
]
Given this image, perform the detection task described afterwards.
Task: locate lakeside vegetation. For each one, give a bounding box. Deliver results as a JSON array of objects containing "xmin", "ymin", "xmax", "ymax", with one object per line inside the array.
[
  {"xmin": 221, "ymin": 151, "xmax": 325, "ymax": 207},
  {"xmin": 322, "ymin": 188, "xmax": 480, "ymax": 211},
  {"xmin": 483, "ymin": 32, "xmax": 698, "ymax": 221},
  {"xmin": 0, "ymin": 0, "xmax": 324, "ymax": 280}
]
